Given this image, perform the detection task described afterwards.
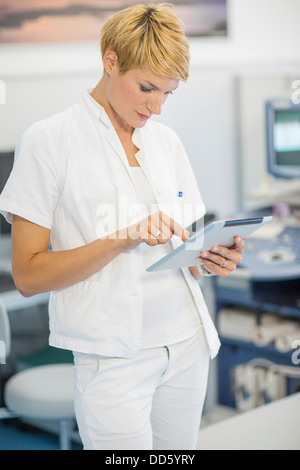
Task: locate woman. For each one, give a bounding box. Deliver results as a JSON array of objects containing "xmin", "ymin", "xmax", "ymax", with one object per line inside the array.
[{"xmin": 0, "ymin": 4, "xmax": 245, "ymax": 450}]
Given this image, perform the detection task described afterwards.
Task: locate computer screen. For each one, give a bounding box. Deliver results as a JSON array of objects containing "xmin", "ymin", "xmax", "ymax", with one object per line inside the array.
[
  {"xmin": 0, "ymin": 151, "xmax": 14, "ymax": 234},
  {"xmin": 266, "ymin": 99, "xmax": 300, "ymax": 179}
]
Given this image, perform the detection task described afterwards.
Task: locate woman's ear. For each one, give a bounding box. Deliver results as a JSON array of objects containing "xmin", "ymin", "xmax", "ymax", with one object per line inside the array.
[{"xmin": 103, "ymin": 50, "xmax": 118, "ymax": 76}]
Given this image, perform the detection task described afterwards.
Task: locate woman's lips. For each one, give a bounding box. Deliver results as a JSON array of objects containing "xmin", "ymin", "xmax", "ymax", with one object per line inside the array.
[{"xmin": 137, "ymin": 112, "xmax": 150, "ymax": 121}]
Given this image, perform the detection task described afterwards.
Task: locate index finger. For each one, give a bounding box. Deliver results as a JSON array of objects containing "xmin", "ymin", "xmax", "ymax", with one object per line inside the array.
[{"xmin": 161, "ymin": 213, "xmax": 190, "ymax": 242}]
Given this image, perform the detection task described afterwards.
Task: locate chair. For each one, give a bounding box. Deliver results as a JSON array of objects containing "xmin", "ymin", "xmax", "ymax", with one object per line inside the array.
[{"xmin": 0, "ymin": 298, "xmax": 76, "ymax": 450}]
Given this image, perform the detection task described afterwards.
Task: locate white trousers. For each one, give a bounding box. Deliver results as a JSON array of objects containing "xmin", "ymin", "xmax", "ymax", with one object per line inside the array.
[{"xmin": 73, "ymin": 327, "xmax": 210, "ymax": 450}]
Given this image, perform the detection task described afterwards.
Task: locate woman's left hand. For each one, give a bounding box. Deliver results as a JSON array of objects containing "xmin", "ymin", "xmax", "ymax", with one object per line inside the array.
[{"xmin": 197, "ymin": 236, "xmax": 246, "ymax": 278}]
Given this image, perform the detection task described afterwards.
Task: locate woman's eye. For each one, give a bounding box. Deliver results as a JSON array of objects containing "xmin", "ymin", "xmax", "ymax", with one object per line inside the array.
[
  {"xmin": 140, "ymin": 85, "xmax": 174, "ymax": 95},
  {"xmin": 140, "ymin": 85, "xmax": 152, "ymax": 93}
]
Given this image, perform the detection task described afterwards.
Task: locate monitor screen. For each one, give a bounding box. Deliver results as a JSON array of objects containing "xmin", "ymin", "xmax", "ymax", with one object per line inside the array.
[
  {"xmin": 266, "ymin": 99, "xmax": 300, "ymax": 178},
  {"xmin": 0, "ymin": 152, "xmax": 14, "ymax": 234}
]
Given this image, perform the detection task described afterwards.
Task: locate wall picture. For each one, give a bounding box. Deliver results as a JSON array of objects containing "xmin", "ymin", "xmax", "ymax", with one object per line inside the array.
[{"xmin": 0, "ymin": 0, "xmax": 227, "ymax": 44}]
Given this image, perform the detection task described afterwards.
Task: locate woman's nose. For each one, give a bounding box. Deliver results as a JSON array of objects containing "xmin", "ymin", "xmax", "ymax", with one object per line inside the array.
[{"xmin": 147, "ymin": 94, "xmax": 164, "ymax": 115}]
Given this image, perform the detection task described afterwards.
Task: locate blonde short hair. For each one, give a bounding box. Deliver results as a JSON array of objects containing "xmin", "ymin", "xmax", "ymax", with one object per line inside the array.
[{"xmin": 100, "ymin": 3, "xmax": 190, "ymax": 82}]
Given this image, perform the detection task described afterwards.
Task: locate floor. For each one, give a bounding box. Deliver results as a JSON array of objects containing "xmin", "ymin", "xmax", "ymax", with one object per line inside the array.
[
  {"xmin": 200, "ymin": 405, "xmax": 238, "ymax": 429},
  {"xmin": 0, "ymin": 419, "xmax": 82, "ymax": 450},
  {"xmin": 0, "ymin": 406, "xmax": 237, "ymax": 450}
]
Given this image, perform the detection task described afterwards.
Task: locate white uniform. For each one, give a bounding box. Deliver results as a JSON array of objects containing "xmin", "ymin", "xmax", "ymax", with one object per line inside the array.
[
  {"xmin": 0, "ymin": 90, "xmax": 220, "ymax": 449},
  {"xmin": 0, "ymin": 89, "xmax": 220, "ymax": 359}
]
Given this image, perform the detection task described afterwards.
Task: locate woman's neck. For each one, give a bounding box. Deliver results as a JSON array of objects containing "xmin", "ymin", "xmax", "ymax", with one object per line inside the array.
[{"xmin": 90, "ymin": 78, "xmax": 134, "ymax": 138}]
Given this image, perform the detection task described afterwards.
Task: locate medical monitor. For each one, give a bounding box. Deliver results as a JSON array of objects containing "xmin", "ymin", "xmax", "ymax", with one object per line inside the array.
[
  {"xmin": 0, "ymin": 151, "xmax": 14, "ymax": 234},
  {"xmin": 266, "ymin": 98, "xmax": 300, "ymax": 179}
]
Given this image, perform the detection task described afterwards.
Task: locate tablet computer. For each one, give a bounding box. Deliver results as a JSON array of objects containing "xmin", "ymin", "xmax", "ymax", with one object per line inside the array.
[{"xmin": 146, "ymin": 216, "xmax": 273, "ymax": 272}]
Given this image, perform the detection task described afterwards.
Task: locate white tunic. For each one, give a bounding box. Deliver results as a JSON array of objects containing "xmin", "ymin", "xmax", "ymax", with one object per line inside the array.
[{"xmin": 0, "ymin": 90, "xmax": 221, "ymax": 359}]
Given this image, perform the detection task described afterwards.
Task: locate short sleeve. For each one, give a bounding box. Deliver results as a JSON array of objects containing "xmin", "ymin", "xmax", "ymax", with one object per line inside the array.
[{"xmin": 0, "ymin": 123, "xmax": 60, "ymax": 229}]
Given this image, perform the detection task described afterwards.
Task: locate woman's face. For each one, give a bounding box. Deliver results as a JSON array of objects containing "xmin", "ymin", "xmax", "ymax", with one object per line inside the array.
[{"xmin": 105, "ymin": 63, "xmax": 179, "ymax": 130}]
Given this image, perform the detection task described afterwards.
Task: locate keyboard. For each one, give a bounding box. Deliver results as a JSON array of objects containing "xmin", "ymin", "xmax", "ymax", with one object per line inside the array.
[
  {"xmin": 282, "ymin": 227, "xmax": 300, "ymax": 263},
  {"xmin": 241, "ymin": 219, "xmax": 300, "ymax": 280}
]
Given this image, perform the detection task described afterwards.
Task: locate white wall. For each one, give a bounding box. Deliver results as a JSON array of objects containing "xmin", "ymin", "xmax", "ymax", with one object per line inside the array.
[{"xmin": 0, "ymin": 0, "xmax": 300, "ymax": 216}]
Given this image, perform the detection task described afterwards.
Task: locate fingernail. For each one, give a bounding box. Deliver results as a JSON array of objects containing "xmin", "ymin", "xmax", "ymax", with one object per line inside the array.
[{"xmin": 212, "ymin": 246, "xmax": 218, "ymax": 252}]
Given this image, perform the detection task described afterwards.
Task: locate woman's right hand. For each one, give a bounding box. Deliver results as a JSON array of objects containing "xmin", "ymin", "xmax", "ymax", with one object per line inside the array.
[
  {"xmin": 10, "ymin": 212, "xmax": 188, "ymax": 297},
  {"xmin": 115, "ymin": 211, "xmax": 190, "ymax": 251}
]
